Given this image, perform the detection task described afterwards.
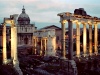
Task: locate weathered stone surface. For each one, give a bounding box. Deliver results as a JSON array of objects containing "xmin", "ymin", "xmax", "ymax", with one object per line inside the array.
[{"xmin": 74, "ymin": 8, "xmax": 87, "ymax": 16}]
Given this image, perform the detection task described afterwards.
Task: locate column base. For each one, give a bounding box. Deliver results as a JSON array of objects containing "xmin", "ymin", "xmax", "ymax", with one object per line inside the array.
[
  {"xmin": 69, "ymin": 60, "xmax": 77, "ymax": 75},
  {"xmin": 40, "ymin": 50, "xmax": 42, "ymax": 56},
  {"xmin": 94, "ymin": 52, "xmax": 98, "ymax": 55},
  {"xmin": 76, "ymin": 54, "xmax": 80, "ymax": 58},
  {"xmin": 3, "ymin": 59, "xmax": 8, "ymax": 65},
  {"xmin": 83, "ymin": 54, "xmax": 88, "ymax": 57},
  {"xmin": 60, "ymin": 56, "xmax": 67, "ymax": 60},
  {"xmin": 89, "ymin": 53, "xmax": 93, "ymax": 56},
  {"xmin": 13, "ymin": 60, "xmax": 23, "ymax": 75},
  {"xmin": 13, "ymin": 59, "xmax": 19, "ymax": 66}
]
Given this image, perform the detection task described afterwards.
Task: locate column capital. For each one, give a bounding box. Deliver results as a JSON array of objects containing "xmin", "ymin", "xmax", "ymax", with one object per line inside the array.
[
  {"xmin": 93, "ymin": 22, "xmax": 98, "ymax": 25},
  {"xmin": 75, "ymin": 21, "xmax": 81, "ymax": 25},
  {"xmin": 1, "ymin": 23, "xmax": 6, "ymax": 26},
  {"xmin": 73, "ymin": 20, "xmax": 81, "ymax": 24},
  {"xmin": 60, "ymin": 20, "xmax": 67, "ymax": 24},
  {"xmin": 81, "ymin": 21, "xmax": 87, "ymax": 25},
  {"xmin": 88, "ymin": 21, "xmax": 93, "ymax": 25}
]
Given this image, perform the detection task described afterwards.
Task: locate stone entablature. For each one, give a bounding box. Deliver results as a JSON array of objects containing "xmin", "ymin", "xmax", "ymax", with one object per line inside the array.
[
  {"xmin": 34, "ymin": 29, "xmax": 55, "ymax": 37},
  {"xmin": 33, "ymin": 29, "xmax": 56, "ymax": 56},
  {"xmin": 57, "ymin": 8, "xmax": 100, "ymax": 59},
  {"xmin": 57, "ymin": 8, "xmax": 100, "ymax": 75},
  {"xmin": 58, "ymin": 12, "xmax": 100, "ymax": 24}
]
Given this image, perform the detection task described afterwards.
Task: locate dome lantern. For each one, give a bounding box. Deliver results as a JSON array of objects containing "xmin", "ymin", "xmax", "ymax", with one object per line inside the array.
[
  {"xmin": 17, "ymin": 6, "xmax": 30, "ymax": 25},
  {"xmin": 22, "ymin": 6, "xmax": 25, "ymax": 13}
]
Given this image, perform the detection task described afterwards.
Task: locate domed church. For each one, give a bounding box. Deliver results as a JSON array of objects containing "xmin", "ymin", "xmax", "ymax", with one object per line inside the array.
[{"xmin": 17, "ymin": 6, "xmax": 36, "ymax": 46}]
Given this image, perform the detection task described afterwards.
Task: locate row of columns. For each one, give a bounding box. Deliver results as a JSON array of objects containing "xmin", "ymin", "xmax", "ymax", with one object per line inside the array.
[
  {"xmin": 33, "ymin": 37, "xmax": 47, "ymax": 55},
  {"xmin": 61, "ymin": 20, "xmax": 98, "ymax": 59}
]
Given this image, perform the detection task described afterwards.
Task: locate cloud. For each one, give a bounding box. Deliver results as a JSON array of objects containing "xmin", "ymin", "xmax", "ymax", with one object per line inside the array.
[{"xmin": 0, "ymin": 0, "xmax": 100, "ymax": 28}]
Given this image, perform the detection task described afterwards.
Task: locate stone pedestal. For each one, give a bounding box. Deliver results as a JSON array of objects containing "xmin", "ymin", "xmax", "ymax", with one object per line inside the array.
[
  {"xmin": 46, "ymin": 36, "xmax": 56, "ymax": 56},
  {"xmin": 69, "ymin": 60, "xmax": 77, "ymax": 75},
  {"xmin": 14, "ymin": 61, "xmax": 23, "ymax": 75}
]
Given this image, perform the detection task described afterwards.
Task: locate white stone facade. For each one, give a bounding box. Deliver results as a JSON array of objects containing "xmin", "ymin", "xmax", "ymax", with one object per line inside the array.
[
  {"xmin": 17, "ymin": 25, "xmax": 35, "ymax": 46},
  {"xmin": 17, "ymin": 6, "xmax": 36, "ymax": 46},
  {"xmin": 33, "ymin": 29, "xmax": 56, "ymax": 56}
]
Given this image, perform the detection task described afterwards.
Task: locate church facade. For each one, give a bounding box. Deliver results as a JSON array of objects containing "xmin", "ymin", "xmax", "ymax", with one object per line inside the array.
[{"xmin": 17, "ymin": 6, "xmax": 36, "ymax": 46}]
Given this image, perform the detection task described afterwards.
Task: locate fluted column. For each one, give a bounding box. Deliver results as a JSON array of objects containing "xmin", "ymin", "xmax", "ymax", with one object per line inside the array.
[
  {"xmin": 94, "ymin": 23, "xmax": 98, "ymax": 55},
  {"xmin": 13, "ymin": 27, "xmax": 18, "ymax": 65},
  {"xmin": 11, "ymin": 26, "xmax": 14, "ymax": 59},
  {"xmin": 68, "ymin": 20, "xmax": 73, "ymax": 60},
  {"xmin": 89, "ymin": 24, "xmax": 92, "ymax": 56},
  {"xmin": 40, "ymin": 38, "xmax": 42, "ymax": 55},
  {"xmin": 61, "ymin": 20, "xmax": 66, "ymax": 59},
  {"xmin": 83, "ymin": 23, "xmax": 87, "ymax": 57},
  {"xmin": 34, "ymin": 38, "xmax": 37, "ymax": 54},
  {"xmin": 44, "ymin": 38, "xmax": 46, "ymax": 56},
  {"xmin": 34, "ymin": 38, "xmax": 36, "ymax": 48},
  {"xmin": 76, "ymin": 22, "xmax": 80, "ymax": 57},
  {"xmin": 3, "ymin": 23, "xmax": 7, "ymax": 64}
]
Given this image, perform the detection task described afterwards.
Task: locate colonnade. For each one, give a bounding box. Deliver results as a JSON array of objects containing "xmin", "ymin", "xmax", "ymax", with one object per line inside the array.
[
  {"xmin": 61, "ymin": 20, "xmax": 98, "ymax": 58},
  {"xmin": 58, "ymin": 12, "xmax": 99, "ymax": 59},
  {"xmin": 33, "ymin": 37, "xmax": 47, "ymax": 55},
  {"xmin": 33, "ymin": 36, "xmax": 56, "ymax": 56}
]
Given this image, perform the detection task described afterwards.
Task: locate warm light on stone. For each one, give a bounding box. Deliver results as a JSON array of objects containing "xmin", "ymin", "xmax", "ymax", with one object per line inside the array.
[
  {"xmin": 3, "ymin": 15, "xmax": 23, "ymax": 75},
  {"xmin": 89, "ymin": 24, "xmax": 92, "ymax": 56},
  {"xmin": 3, "ymin": 24, "xmax": 7, "ymax": 64},
  {"xmin": 76, "ymin": 22, "xmax": 80, "ymax": 57},
  {"xmin": 94, "ymin": 23, "xmax": 98, "ymax": 55},
  {"xmin": 61, "ymin": 21, "xmax": 66, "ymax": 59},
  {"xmin": 83, "ymin": 23, "xmax": 87, "ymax": 57}
]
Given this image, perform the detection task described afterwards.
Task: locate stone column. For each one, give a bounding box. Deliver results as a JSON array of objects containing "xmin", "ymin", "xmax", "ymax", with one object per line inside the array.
[
  {"xmin": 68, "ymin": 20, "xmax": 73, "ymax": 60},
  {"xmin": 11, "ymin": 26, "xmax": 14, "ymax": 59},
  {"xmin": 40, "ymin": 38, "xmax": 42, "ymax": 55},
  {"xmin": 61, "ymin": 20, "xmax": 66, "ymax": 59},
  {"xmin": 94, "ymin": 23, "xmax": 98, "ymax": 55},
  {"xmin": 76, "ymin": 22, "xmax": 80, "ymax": 57},
  {"xmin": 52, "ymin": 36, "xmax": 56, "ymax": 56},
  {"xmin": 13, "ymin": 27, "xmax": 18, "ymax": 65},
  {"xmin": 89, "ymin": 24, "xmax": 92, "ymax": 56},
  {"xmin": 83, "ymin": 23, "xmax": 87, "ymax": 57},
  {"xmin": 3, "ymin": 23, "xmax": 7, "ymax": 64},
  {"xmin": 44, "ymin": 38, "xmax": 46, "ymax": 56},
  {"xmin": 34, "ymin": 38, "xmax": 37, "ymax": 54}
]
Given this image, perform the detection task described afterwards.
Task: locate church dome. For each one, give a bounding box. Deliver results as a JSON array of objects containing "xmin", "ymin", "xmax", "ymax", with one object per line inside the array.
[{"xmin": 18, "ymin": 6, "xmax": 30, "ymax": 25}]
